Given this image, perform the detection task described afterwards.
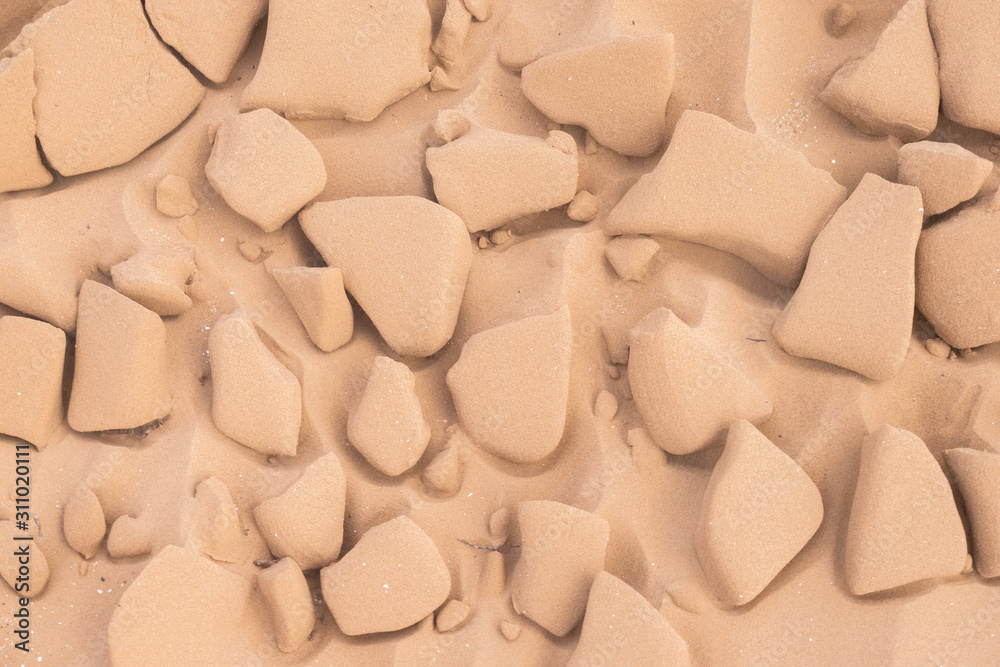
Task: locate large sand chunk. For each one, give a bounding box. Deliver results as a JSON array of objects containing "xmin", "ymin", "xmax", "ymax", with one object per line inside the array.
[
  {"xmin": 943, "ymin": 448, "xmax": 1000, "ymax": 578},
  {"xmin": 208, "ymin": 311, "xmax": 302, "ymax": 457},
  {"xmin": 241, "ymin": 0, "xmax": 432, "ymax": 121},
  {"xmin": 0, "ymin": 50, "xmax": 51, "ymax": 193},
  {"xmin": 269, "ymin": 265, "xmax": 353, "ymax": 352},
  {"xmin": 629, "ymin": 308, "xmax": 772, "ymax": 455},
  {"xmin": 347, "ymin": 357, "xmax": 431, "ymax": 476},
  {"xmin": 898, "ymin": 141, "xmax": 993, "ymax": 216},
  {"xmin": 845, "ymin": 425, "xmax": 967, "ymax": 596},
  {"xmin": 426, "ymin": 128, "xmax": 579, "ymax": 233},
  {"xmin": 108, "ymin": 546, "xmax": 252, "ymax": 667},
  {"xmin": 511, "ymin": 500, "xmax": 609, "ymax": 637},
  {"xmin": 696, "ymin": 420, "xmax": 824, "ymax": 606},
  {"xmin": 521, "ymin": 34, "xmax": 675, "ymax": 157},
  {"xmin": 446, "ymin": 307, "xmax": 572, "ymax": 464},
  {"xmin": 67, "ymin": 281, "xmax": 171, "ymax": 433},
  {"xmin": 774, "ymin": 173, "xmax": 923, "ymax": 381},
  {"xmin": 146, "ymin": 0, "xmax": 267, "ymax": 83},
  {"xmin": 567, "ymin": 572, "xmax": 691, "ymax": 666},
  {"xmin": 258, "ymin": 557, "xmax": 315, "ymax": 653},
  {"xmin": 320, "ymin": 516, "xmax": 450, "ymax": 635},
  {"xmin": 820, "ymin": 0, "xmax": 939, "ymax": 142},
  {"xmin": 605, "ymin": 111, "xmax": 846, "ymax": 287},
  {"xmin": 916, "ymin": 198, "xmax": 1000, "ymax": 349},
  {"xmin": 3, "ymin": 0, "xmax": 204, "ymax": 176},
  {"xmin": 0, "ymin": 316, "xmax": 65, "ymax": 449},
  {"xmin": 299, "ymin": 197, "xmax": 473, "ymax": 358},
  {"xmin": 255, "ymin": 452, "xmax": 346, "ymax": 570},
  {"xmin": 206, "ymin": 109, "xmax": 328, "ymax": 233},
  {"xmin": 928, "ymin": 0, "xmax": 1000, "ymax": 135}
]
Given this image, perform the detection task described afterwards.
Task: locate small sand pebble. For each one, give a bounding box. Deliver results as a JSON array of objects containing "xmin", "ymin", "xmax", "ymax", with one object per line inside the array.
[
  {"xmin": 605, "ymin": 235, "xmax": 660, "ymax": 282},
  {"xmin": 155, "ymin": 174, "xmax": 199, "ymax": 218},
  {"xmin": 258, "ymin": 557, "xmax": 315, "ymax": 653},
  {"xmin": 422, "ymin": 445, "xmax": 462, "ymax": 495},
  {"xmin": 238, "ymin": 240, "xmax": 261, "ymax": 262},
  {"xmin": 432, "ymin": 109, "xmax": 471, "ymax": 144},
  {"xmin": 489, "ymin": 229, "xmax": 514, "ymax": 245},
  {"xmin": 107, "ymin": 515, "xmax": 153, "ymax": 559},
  {"xmin": 269, "ymin": 264, "xmax": 354, "ymax": 353},
  {"xmin": 435, "ymin": 599, "xmax": 471, "ymax": 632},
  {"xmin": 925, "ymin": 338, "xmax": 951, "ymax": 358},
  {"xmin": 963, "ymin": 554, "xmax": 975, "ymax": 575},
  {"xmin": 829, "ymin": 3, "xmax": 858, "ymax": 36},
  {"xmin": 593, "ymin": 390, "xmax": 618, "ymax": 420},
  {"xmin": 64, "ymin": 486, "xmax": 107, "ymax": 560},
  {"xmin": 0, "ymin": 315, "xmax": 66, "ymax": 449},
  {"xmin": 567, "ymin": 190, "xmax": 600, "ymax": 222},
  {"xmin": 500, "ymin": 620, "xmax": 521, "ymax": 641},
  {"xmin": 478, "ymin": 236, "xmax": 490, "ymax": 249},
  {"xmin": 488, "ymin": 507, "xmax": 510, "ymax": 547}
]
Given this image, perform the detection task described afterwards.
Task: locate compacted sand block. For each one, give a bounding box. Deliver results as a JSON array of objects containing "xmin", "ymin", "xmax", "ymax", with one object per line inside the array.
[
  {"xmin": 254, "ymin": 452, "xmax": 347, "ymax": 571},
  {"xmin": 146, "ymin": 0, "xmax": 267, "ymax": 83},
  {"xmin": 258, "ymin": 557, "xmax": 316, "ymax": 653},
  {"xmin": 915, "ymin": 197, "xmax": 1000, "ymax": 349},
  {"xmin": 208, "ymin": 311, "xmax": 302, "ymax": 457},
  {"xmin": 108, "ymin": 545, "xmax": 252, "ymax": 666},
  {"xmin": 845, "ymin": 425, "xmax": 967, "ymax": 596},
  {"xmin": 347, "ymin": 357, "xmax": 431, "ymax": 477},
  {"xmin": 0, "ymin": 49, "xmax": 52, "ymax": 192},
  {"xmin": 521, "ymin": 34, "xmax": 675, "ymax": 157},
  {"xmin": 2, "ymin": 0, "xmax": 204, "ymax": 176},
  {"xmin": 628, "ymin": 308, "xmax": 772, "ymax": 455},
  {"xmin": 0, "ymin": 316, "xmax": 65, "ymax": 449},
  {"xmin": 320, "ymin": 516, "xmax": 450, "ymax": 636},
  {"xmin": 511, "ymin": 500, "xmax": 610, "ymax": 637},
  {"xmin": 206, "ymin": 109, "xmax": 328, "ymax": 233},
  {"xmin": 928, "ymin": 0, "xmax": 1000, "ymax": 136},
  {"xmin": 566, "ymin": 571, "xmax": 691, "ymax": 666},
  {"xmin": 299, "ymin": 196, "xmax": 473, "ymax": 358},
  {"xmin": 820, "ymin": 0, "xmax": 939, "ymax": 142},
  {"xmin": 0, "ymin": 521, "xmax": 48, "ymax": 598},
  {"xmin": 897, "ymin": 141, "xmax": 993, "ymax": 216},
  {"xmin": 604, "ymin": 235, "xmax": 661, "ymax": 282},
  {"xmin": 67, "ymin": 281, "xmax": 172, "ymax": 433},
  {"xmin": 695, "ymin": 420, "xmax": 824, "ymax": 606},
  {"xmin": 943, "ymin": 448, "xmax": 1000, "ymax": 578},
  {"xmin": 446, "ymin": 306, "xmax": 573, "ymax": 464},
  {"xmin": 155, "ymin": 174, "xmax": 199, "ymax": 219},
  {"xmin": 269, "ymin": 265, "xmax": 353, "ymax": 352},
  {"xmin": 605, "ymin": 110, "xmax": 846, "ymax": 287},
  {"xmin": 190, "ymin": 477, "xmax": 243, "ymax": 563},
  {"xmin": 110, "ymin": 248, "xmax": 196, "ymax": 317},
  {"xmin": 774, "ymin": 173, "xmax": 923, "ymax": 381},
  {"xmin": 63, "ymin": 486, "xmax": 106, "ymax": 560},
  {"xmin": 425, "ymin": 128, "xmax": 579, "ymax": 233},
  {"xmin": 241, "ymin": 0, "xmax": 431, "ymax": 120}
]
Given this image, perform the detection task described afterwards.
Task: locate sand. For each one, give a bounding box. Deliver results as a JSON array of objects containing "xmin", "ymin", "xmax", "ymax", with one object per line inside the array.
[{"xmin": 3, "ymin": 1, "xmax": 1000, "ymax": 664}]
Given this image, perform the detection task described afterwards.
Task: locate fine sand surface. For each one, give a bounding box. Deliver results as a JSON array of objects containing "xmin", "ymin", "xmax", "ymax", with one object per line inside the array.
[{"xmin": 1, "ymin": 0, "xmax": 1000, "ymax": 665}]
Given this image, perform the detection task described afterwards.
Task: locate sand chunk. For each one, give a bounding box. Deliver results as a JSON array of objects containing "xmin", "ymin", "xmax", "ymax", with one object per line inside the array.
[
  {"xmin": 347, "ymin": 357, "xmax": 431, "ymax": 476},
  {"xmin": 258, "ymin": 557, "xmax": 315, "ymax": 652},
  {"xmin": 447, "ymin": 307, "xmax": 572, "ymax": 463},
  {"xmin": 422, "ymin": 445, "xmax": 462, "ymax": 495},
  {"xmin": 242, "ymin": 0, "xmax": 431, "ymax": 121},
  {"xmin": 0, "ymin": 316, "xmax": 65, "ymax": 449},
  {"xmin": 67, "ymin": 281, "xmax": 171, "ymax": 433},
  {"xmin": 0, "ymin": 50, "xmax": 51, "ymax": 193},
  {"xmin": 155, "ymin": 174, "xmax": 199, "ymax": 218},
  {"xmin": 605, "ymin": 235, "xmax": 661, "ymax": 282},
  {"xmin": 254, "ymin": 452, "xmax": 347, "ymax": 570},
  {"xmin": 928, "ymin": 0, "xmax": 1000, "ymax": 135},
  {"xmin": 108, "ymin": 546, "xmax": 252, "ymax": 666},
  {"xmin": 435, "ymin": 599, "xmax": 471, "ymax": 632},
  {"xmin": 433, "ymin": 0, "xmax": 472, "ymax": 68},
  {"xmin": 567, "ymin": 571, "xmax": 691, "ymax": 666},
  {"xmin": 944, "ymin": 448, "xmax": 1000, "ymax": 578},
  {"xmin": 269, "ymin": 266, "xmax": 353, "ymax": 353},
  {"xmin": 206, "ymin": 109, "xmax": 327, "ymax": 233},
  {"xmin": 426, "ymin": 128, "xmax": 579, "ymax": 233},
  {"xmin": 299, "ymin": 197, "xmax": 473, "ymax": 357},
  {"xmin": 605, "ymin": 111, "xmax": 846, "ymax": 287},
  {"xmin": 0, "ymin": 521, "xmax": 48, "ymax": 598},
  {"xmin": 820, "ymin": 0, "xmax": 938, "ymax": 142},
  {"xmin": 107, "ymin": 515, "xmax": 152, "ymax": 559},
  {"xmin": 3, "ymin": 0, "xmax": 204, "ymax": 176},
  {"xmin": 774, "ymin": 173, "xmax": 923, "ymax": 381},
  {"xmin": 916, "ymin": 198, "xmax": 1000, "ymax": 348},
  {"xmin": 63, "ymin": 486, "xmax": 106, "ymax": 560},
  {"xmin": 111, "ymin": 248, "xmax": 195, "ymax": 317},
  {"xmin": 567, "ymin": 190, "xmax": 600, "ymax": 222},
  {"xmin": 629, "ymin": 308, "xmax": 772, "ymax": 455},
  {"xmin": 147, "ymin": 0, "xmax": 267, "ymax": 83},
  {"xmin": 208, "ymin": 311, "xmax": 301, "ymax": 457},
  {"xmin": 845, "ymin": 425, "xmax": 967, "ymax": 596},
  {"xmin": 695, "ymin": 420, "xmax": 824, "ymax": 605},
  {"xmin": 511, "ymin": 500, "xmax": 609, "ymax": 637},
  {"xmin": 898, "ymin": 141, "xmax": 993, "ymax": 216},
  {"xmin": 190, "ymin": 477, "xmax": 243, "ymax": 563},
  {"xmin": 521, "ymin": 35, "xmax": 675, "ymax": 157},
  {"xmin": 320, "ymin": 516, "xmax": 450, "ymax": 635}
]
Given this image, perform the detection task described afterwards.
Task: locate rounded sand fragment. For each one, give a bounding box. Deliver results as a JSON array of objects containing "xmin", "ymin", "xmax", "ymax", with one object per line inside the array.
[
  {"xmin": 258, "ymin": 557, "xmax": 315, "ymax": 653},
  {"xmin": 0, "ymin": 49, "xmax": 52, "ymax": 193},
  {"xmin": 845, "ymin": 425, "xmax": 967, "ymax": 596},
  {"xmin": 269, "ymin": 265, "xmax": 354, "ymax": 353},
  {"xmin": 594, "ymin": 390, "xmax": 618, "ymax": 421},
  {"xmin": 898, "ymin": 141, "xmax": 993, "ymax": 216},
  {"xmin": 435, "ymin": 599, "xmax": 471, "ymax": 632},
  {"xmin": 63, "ymin": 486, "xmax": 106, "ymax": 560},
  {"xmin": 110, "ymin": 247, "xmax": 195, "ymax": 317},
  {"xmin": 943, "ymin": 448, "xmax": 1000, "ymax": 578},
  {"xmin": 0, "ymin": 316, "xmax": 65, "ymax": 449},
  {"xmin": 107, "ymin": 515, "xmax": 152, "ymax": 559},
  {"xmin": 510, "ymin": 500, "xmax": 610, "ymax": 637},
  {"xmin": 208, "ymin": 310, "xmax": 302, "ymax": 457},
  {"xmin": 567, "ymin": 190, "xmax": 600, "ymax": 222},
  {"xmin": 254, "ymin": 452, "xmax": 347, "ymax": 571},
  {"xmin": 320, "ymin": 516, "xmax": 451, "ymax": 636},
  {"xmin": 155, "ymin": 174, "xmax": 199, "ymax": 219},
  {"xmin": 347, "ymin": 357, "xmax": 431, "ymax": 476}
]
